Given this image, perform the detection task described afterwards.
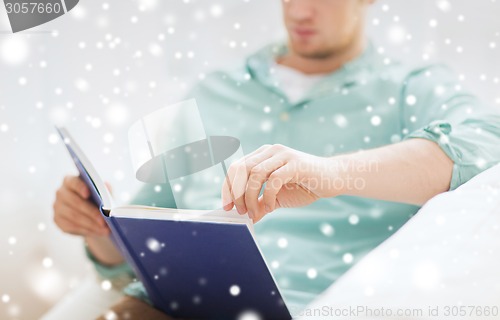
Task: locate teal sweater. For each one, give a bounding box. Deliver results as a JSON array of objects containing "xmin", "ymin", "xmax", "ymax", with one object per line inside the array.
[{"xmin": 86, "ymin": 42, "xmax": 500, "ymax": 316}]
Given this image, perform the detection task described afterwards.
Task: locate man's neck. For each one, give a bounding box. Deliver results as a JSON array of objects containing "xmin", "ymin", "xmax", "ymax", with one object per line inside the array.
[{"xmin": 277, "ymin": 38, "xmax": 366, "ymax": 75}]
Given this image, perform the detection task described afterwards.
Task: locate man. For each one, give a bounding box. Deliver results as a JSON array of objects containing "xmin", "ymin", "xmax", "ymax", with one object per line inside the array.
[{"xmin": 53, "ymin": 0, "xmax": 500, "ymax": 319}]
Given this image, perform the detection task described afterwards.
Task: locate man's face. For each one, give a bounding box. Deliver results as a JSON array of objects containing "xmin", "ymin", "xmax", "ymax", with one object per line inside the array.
[{"xmin": 282, "ymin": 0, "xmax": 369, "ymax": 59}]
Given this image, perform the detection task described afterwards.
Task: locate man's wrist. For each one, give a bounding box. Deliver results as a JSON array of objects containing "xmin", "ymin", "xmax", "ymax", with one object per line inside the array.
[
  {"xmin": 323, "ymin": 154, "xmax": 370, "ymax": 198},
  {"xmin": 313, "ymin": 155, "xmax": 348, "ymax": 199},
  {"xmin": 85, "ymin": 235, "xmax": 125, "ymax": 267}
]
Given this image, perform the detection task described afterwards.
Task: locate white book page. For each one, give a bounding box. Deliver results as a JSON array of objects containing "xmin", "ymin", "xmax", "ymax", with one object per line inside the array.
[{"xmin": 110, "ymin": 205, "xmax": 253, "ymax": 230}]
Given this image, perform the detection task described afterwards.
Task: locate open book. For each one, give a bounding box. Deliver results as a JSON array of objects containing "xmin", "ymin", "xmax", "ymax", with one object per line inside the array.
[{"xmin": 55, "ymin": 127, "xmax": 291, "ymax": 320}]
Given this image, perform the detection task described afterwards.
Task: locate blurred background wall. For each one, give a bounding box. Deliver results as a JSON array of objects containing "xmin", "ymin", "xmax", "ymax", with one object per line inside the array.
[{"xmin": 0, "ymin": 0, "xmax": 499, "ymax": 318}]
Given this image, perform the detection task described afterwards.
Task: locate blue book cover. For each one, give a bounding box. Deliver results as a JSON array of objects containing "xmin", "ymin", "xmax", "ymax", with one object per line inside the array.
[{"xmin": 56, "ymin": 127, "xmax": 292, "ymax": 320}]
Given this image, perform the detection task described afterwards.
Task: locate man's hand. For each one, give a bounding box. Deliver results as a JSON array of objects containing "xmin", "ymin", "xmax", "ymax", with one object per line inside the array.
[
  {"xmin": 53, "ymin": 175, "xmax": 110, "ymax": 236},
  {"xmin": 221, "ymin": 139, "xmax": 454, "ymax": 223},
  {"xmin": 53, "ymin": 175, "xmax": 126, "ymax": 266},
  {"xmin": 222, "ymin": 144, "xmax": 340, "ymax": 222},
  {"xmin": 96, "ymin": 296, "xmax": 176, "ymax": 320}
]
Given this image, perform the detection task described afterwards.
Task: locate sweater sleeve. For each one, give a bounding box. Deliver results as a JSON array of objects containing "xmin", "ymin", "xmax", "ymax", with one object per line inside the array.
[{"xmin": 401, "ymin": 64, "xmax": 500, "ymax": 190}]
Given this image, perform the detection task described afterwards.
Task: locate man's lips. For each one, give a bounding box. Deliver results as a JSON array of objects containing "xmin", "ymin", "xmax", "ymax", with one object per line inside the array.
[{"xmin": 293, "ymin": 28, "xmax": 316, "ymax": 37}]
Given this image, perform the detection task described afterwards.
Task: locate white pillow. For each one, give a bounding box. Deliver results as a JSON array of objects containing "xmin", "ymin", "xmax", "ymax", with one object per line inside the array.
[{"xmin": 297, "ymin": 165, "xmax": 500, "ymax": 320}]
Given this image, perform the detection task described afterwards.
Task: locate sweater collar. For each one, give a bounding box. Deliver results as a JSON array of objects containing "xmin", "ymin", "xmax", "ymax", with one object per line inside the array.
[{"xmin": 245, "ymin": 40, "xmax": 381, "ymax": 105}]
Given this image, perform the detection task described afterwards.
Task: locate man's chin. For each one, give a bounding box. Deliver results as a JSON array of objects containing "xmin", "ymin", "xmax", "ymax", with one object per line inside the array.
[
  {"xmin": 294, "ymin": 48, "xmax": 335, "ymax": 60},
  {"xmin": 289, "ymin": 43, "xmax": 335, "ymax": 60}
]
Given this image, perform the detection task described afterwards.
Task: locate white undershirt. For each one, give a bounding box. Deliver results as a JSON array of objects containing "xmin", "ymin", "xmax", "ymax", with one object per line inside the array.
[{"xmin": 271, "ymin": 62, "xmax": 327, "ymax": 104}]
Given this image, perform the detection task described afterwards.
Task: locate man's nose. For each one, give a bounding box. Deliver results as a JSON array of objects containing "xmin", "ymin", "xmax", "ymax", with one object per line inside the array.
[{"xmin": 285, "ymin": 0, "xmax": 315, "ymax": 21}]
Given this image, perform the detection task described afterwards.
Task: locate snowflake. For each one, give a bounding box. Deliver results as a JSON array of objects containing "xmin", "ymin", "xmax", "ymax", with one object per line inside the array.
[
  {"xmin": 437, "ymin": 0, "xmax": 451, "ymax": 12},
  {"xmin": 104, "ymin": 310, "xmax": 117, "ymax": 320},
  {"xmin": 306, "ymin": 268, "xmax": 317, "ymax": 279},
  {"xmin": 8, "ymin": 236, "xmax": 17, "ymax": 245},
  {"xmin": 406, "ymin": 95, "xmax": 417, "ymax": 106},
  {"xmin": 0, "ymin": 37, "xmax": 28, "ymax": 65},
  {"xmin": 101, "ymin": 280, "xmax": 112, "ymax": 291},
  {"xmin": 319, "ymin": 223, "xmax": 334, "ymax": 236},
  {"xmin": 193, "ymin": 295, "xmax": 202, "ymax": 304},
  {"xmin": 210, "ymin": 5, "xmax": 223, "ymax": 17},
  {"xmin": 343, "ymin": 253, "xmax": 354, "ymax": 264},
  {"xmin": 1, "ymin": 294, "xmax": 10, "ymax": 303},
  {"xmin": 348, "ymin": 214, "xmax": 359, "ymax": 225},
  {"xmin": 229, "ymin": 285, "xmax": 241, "ymax": 296},
  {"xmin": 237, "ymin": 311, "xmax": 262, "ymax": 320},
  {"xmin": 277, "ymin": 237, "xmax": 288, "ymax": 248},
  {"xmin": 333, "ymin": 114, "xmax": 348, "ymax": 128},
  {"xmin": 370, "ymin": 115, "xmax": 382, "ymax": 126},
  {"xmin": 146, "ymin": 238, "xmax": 162, "ymax": 253},
  {"xmin": 41, "ymin": 257, "xmax": 53, "ymax": 269}
]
